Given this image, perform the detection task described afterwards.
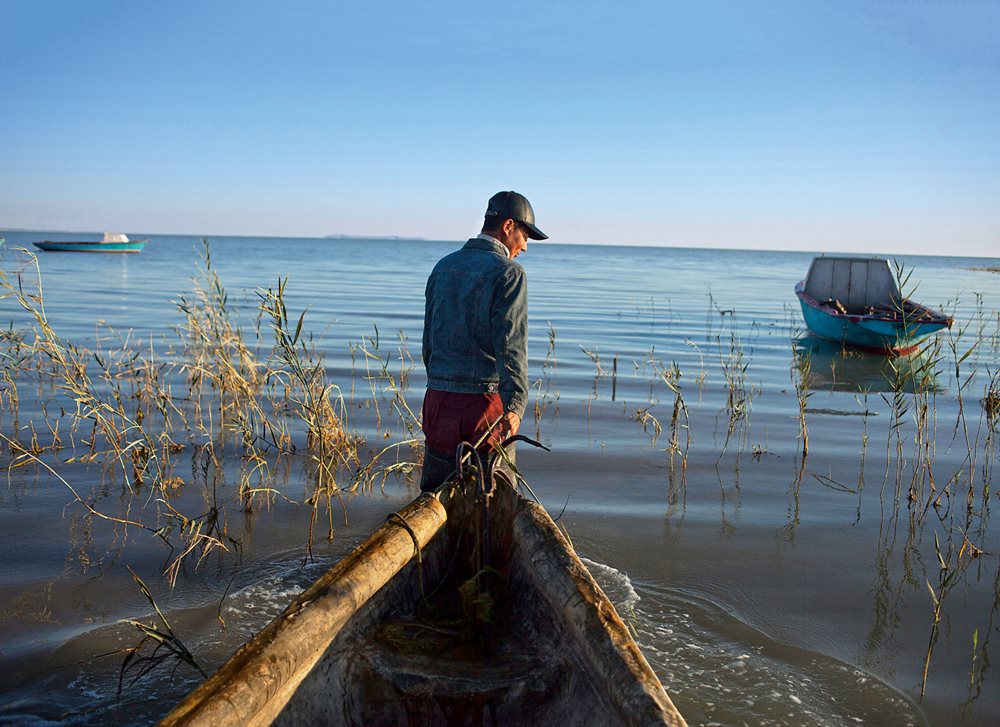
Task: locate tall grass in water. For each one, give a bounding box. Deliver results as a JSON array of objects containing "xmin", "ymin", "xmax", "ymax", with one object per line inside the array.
[
  {"xmin": 920, "ymin": 529, "xmax": 983, "ymax": 699},
  {"xmin": 0, "ymin": 250, "xmax": 236, "ymax": 603},
  {"xmin": 0, "ymin": 243, "xmax": 433, "ymax": 679},
  {"xmin": 1, "ymin": 252, "xmax": 173, "ymax": 487},
  {"xmin": 350, "ymin": 326, "xmax": 424, "ymax": 492},
  {"xmin": 531, "ymin": 322, "xmax": 561, "ymax": 441},
  {"xmin": 716, "ymin": 326, "xmax": 756, "ymax": 461},
  {"xmin": 791, "ymin": 344, "xmax": 811, "ymax": 457},
  {"xmin": 651, "ymin": 358, "xmax": 690, "ymax": 472},
  {"xmin": 581, "ymin": 345, "xmax": 607, "ymax": 425},
  {"xmin": 866, "ymin": 272, "xmax": 1000, "ymax": 703},
  {"xmin": 0, "ymin": 325, "xmax": 28, "ymax": 435},
  {"xmin": 887, "ymin": 341, "xmax": 944, "ymax": 508},
  {"xmin": 0, "ymin": 244, "xmax": 406, "ymax": 577},
  {"xmin": 257, "ymin": 278, "xmax": 359, "ymax": 551},
  {"xmin": 118, "ymin": 566, "xmax": 207, "ymax": 694},
  {"xmin": 175, "ymin": 241, "xmax": 282, "ymax": 452}
]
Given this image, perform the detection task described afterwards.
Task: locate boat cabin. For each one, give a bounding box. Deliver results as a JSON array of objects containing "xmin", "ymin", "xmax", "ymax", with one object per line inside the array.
[{"xmin": 802, "ymin": 256, "xmax": 900, "ymax": 315}]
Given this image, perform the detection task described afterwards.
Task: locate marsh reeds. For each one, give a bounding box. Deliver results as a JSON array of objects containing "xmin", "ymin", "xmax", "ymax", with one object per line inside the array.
[
  {"xmin": 0, "ymin": 243, "xmax": 442, "ymax": 688},
  {"xmin": 633, "ymin": 405, "xmax": 662, "ymax": 446},
  {"xmin": 531, "ymin": 321, "xmax": 560, "ymax": 441},
  {"xmin": 119, "ymin": 566, "xmax": 207, "ymax": 693},
  {"xmin": 920, "ymin": 529, "xmax": 983, "ymax": 699},
  {"xmin": 653, "ymin": 358, "xmax": 690, "ymax": 471},
  {"xmin": 859, "ymin": 274, "xmax": 1000, "ymax": 703},
  {"xmin": 1, "ymin": 252, "xmax": 169, "ymax": 488},
  {"xmin": 257, "ymin": 278, "xmax": 364, "ymax": 550},
  {"xmin": 350, "ymin": 327, "xmax": 423, "ymax": 492},
  {"xmin": 0, "ymin": 244, "xmax": 380, "ymax": 573},
  {"xmin": 716, "ymin": 327, "xmax": 755, "ymax": 461},
  {"xmin": 855, "ymin": 390, "xmax": 871, "ymax": 522},
  {"xmin": 791, "ymin": 344, "xmax": 811, "ymax": 457},
  {"xmin": 176, "ymin": 242, "xmax": 277, "ymax": 450},
  {"xmin": 581, "ymin": 345, "xmax": 607, "ymax": 425}
]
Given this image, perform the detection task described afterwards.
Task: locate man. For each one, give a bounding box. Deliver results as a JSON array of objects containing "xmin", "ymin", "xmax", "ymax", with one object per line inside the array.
[{"xmin": 420, "ymin": 191, "xmax": 547, "ymax": 491}]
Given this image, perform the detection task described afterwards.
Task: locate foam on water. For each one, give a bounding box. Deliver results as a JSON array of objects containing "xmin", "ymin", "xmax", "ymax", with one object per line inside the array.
[
  {"xmin": 581, "ymin": 555, "xmax": 641, "ymax": 611},
  {"xmin": 218, "ymin": 557, "xmax": 326, "ymax": 640},
  {"xmin": 0, "ymin": 554, "xmax": 342, "ymax": 726},
  {"xmin": 582, "ymin": 557, "xmax": 928, "ymax": 727}
]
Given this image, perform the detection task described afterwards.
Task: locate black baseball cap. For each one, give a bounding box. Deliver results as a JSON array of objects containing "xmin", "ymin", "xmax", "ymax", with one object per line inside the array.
[{"xmin": 485, "ymin": 191, "xmax": 548, "ymax": 240}]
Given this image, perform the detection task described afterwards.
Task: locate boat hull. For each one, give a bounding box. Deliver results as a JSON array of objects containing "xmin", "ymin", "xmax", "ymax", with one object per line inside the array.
[
  {"xmin": 160, "ymin": 483, "xmax": 686, "ymax": 726},
  {"xmin": 796, "ymin": 282, "xmax": 949, "ymax": 353},
  {"xmin": 32, "ymin": 240, "xmax": 147, "ymax": 253}
]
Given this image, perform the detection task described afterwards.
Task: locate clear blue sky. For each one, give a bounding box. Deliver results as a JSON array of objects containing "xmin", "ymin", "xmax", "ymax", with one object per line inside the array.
[{"xmin": 2, "ymin": 1, "xmax": 998, "ymax": 256}]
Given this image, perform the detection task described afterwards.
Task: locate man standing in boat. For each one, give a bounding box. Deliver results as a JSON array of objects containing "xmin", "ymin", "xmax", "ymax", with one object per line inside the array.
[{"xmin": 420, "ymin": 191, "xmax": 547, "ymax": 491}]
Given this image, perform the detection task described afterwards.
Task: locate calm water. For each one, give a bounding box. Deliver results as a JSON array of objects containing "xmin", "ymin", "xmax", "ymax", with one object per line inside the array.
[{"xmin": 1, "ymin": 232, "xmax": 998, "ymax": 725}]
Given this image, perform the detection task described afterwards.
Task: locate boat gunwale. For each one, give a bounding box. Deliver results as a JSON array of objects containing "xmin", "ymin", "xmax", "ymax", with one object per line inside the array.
[
  {"xmin": 794, "ymin": 280, "xmax": 952, "ymax": 328},
  {"xmin": 157, "ymin": 494, "xmax": 449, "ymax": 727},
  {"xmin": 510, "ymin": 489, "xmax": 686, "ymax": 726},
  {"xmin": 157, "ymin": 484, "xmax": 687, "ymax": 726}
]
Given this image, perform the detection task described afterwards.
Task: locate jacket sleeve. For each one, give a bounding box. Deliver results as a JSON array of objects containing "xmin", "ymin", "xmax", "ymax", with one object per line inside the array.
[
  {"xmin": 422, "ymin": 274, "xmax": 433, "ymax": 371},
  {"xmin": 490, "ymin": 264, "xmax": 529, "ymax": 418}
]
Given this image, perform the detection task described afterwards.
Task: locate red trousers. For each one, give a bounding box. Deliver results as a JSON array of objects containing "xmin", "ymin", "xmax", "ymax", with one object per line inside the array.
[{"xmin": 421, "ymin": 389, "xmax": 505, "ymax": 455}]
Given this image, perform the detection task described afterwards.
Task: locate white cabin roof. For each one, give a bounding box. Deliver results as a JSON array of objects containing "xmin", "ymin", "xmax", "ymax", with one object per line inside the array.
[{"xmin": 804, "ymin": 257, "xmax": 900, "ymax": 308}]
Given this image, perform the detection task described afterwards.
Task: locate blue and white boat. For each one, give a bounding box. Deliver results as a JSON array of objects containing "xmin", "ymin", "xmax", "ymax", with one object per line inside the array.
[
  {"xmin": 32, "ymin": 232, "xmax": 147, "ymax": 253},
  {"xmin": 795, "ymin": 256, "xmax": 952, "ymax": 354}
]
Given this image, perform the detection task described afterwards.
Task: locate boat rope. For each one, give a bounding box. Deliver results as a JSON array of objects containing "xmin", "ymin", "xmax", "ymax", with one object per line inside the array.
[{"xmin": 386, "ymin": 512, "xmax": 427, "ymax": 604}]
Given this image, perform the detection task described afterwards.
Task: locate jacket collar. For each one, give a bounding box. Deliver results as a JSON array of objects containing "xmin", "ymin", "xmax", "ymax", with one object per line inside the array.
[{"xmin": 464, "ymin": 235, "xmax": 510, "ymax": 258}]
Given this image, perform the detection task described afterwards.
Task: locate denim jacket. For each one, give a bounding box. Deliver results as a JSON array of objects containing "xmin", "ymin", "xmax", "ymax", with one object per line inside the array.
[{"xmin": 423, "ymin": 236, "xmax": 528, "ymax": 417}]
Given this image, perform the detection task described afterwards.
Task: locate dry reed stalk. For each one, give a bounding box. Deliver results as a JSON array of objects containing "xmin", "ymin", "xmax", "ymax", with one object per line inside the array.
[
  {"xmin": 791, "ymin": 344, "xmax": 811, "ymax": 457},
  {"xmin": 0, "ymin": 249, "xmax": 242, "ymax": 584},
  {"xmin": 651, "ymin": 358, "xmax": 690, "ymax": 471},
  {"xmin": 349, "ymin": 326, "xmax": 426, "ymax": 491},
  {"xmin": 358, "ymin": 328, "xmax": 421, "ymax": 437},
  {"xmin": 634, "ymin": 405, "xmax": 662, "ymax": 446},
  {"xmin": 530, "ymin": 322, "xmax": 560, "ymax": 440},
  {"xmin": 717, "ymin": 328, "xmax": 754, "ymax": 461},
  {"xmin": 920, "ymin": 529, "xmax": 984, "ymax": 699},
  {"xmin": 543, "ymin": 321, "xmax": 558, "ymax": 374},
  {"xmin": 0, "ymin": 252, "xmax": 167, "ymax": 489},
  {"xmin": 580, "ymin": 345, "xmax": 608, "ymax": 428},
  {"xmin": 257, "ymin": 278, "xmax": 359, "ymax": 550},
  {"xmin": 119, "ymin": 565, "xmax": 207, "ymax": 694},
  {"xmin": 175, "ymin": 242, "xmax": 290, "ymax": 455}
]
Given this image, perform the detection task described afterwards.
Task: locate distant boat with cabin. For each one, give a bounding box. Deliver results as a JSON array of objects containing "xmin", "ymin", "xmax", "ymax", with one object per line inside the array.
[
  {"xmin": 32, "ymin": 233, "xmax": 147, "ymax": 253},
  {"xmin": 795, "ymin": 256, "xmax": 952, "ymax": 354}
]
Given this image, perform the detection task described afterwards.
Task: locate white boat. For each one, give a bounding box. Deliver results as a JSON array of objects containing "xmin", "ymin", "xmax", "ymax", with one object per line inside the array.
[{"xmin": 32, "ymin": 233, "xmax": 147, "ymax": 253}]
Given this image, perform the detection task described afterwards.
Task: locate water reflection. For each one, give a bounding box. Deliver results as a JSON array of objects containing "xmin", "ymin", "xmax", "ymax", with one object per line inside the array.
[{"xmin": 793, "ymin": 336, "xmax": 942, "ymax": 394}]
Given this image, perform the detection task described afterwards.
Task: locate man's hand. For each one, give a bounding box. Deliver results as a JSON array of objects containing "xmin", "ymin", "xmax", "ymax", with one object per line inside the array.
[{"xmin": 501, "ymin": 411, "xmax": 521, "ymax": 439}]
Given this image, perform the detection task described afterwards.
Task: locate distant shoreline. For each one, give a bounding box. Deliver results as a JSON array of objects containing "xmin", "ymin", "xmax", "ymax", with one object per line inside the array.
[
  {"xmin": 3, "ymin": 229, "xmax": 998, "ymax": 261},
  {"xmin": 322, "ymin": 234, "xmax": 425, "ymax": 241},
  {"xmin": 0, "ymin": 227, "xmax": 425, "ymax": 242}
]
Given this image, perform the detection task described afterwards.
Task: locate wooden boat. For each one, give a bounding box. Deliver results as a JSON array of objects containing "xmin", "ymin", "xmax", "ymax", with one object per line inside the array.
[
  {"xmin": 32, "ymin": 232, "xmax": 147, "ymax": 253},
  {"xmin": 159, "ymin": 476, "xmax": 687, "ymax": 726},
  {"xmin": 795, "ymin": 256, "xmax": 952, "ymax": 354}
]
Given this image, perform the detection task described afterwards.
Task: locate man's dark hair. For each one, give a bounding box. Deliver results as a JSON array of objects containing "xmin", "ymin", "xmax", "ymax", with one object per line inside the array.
[{"xmin": 482, "ymin": 214, "xmax": 506, "ymax": 233}]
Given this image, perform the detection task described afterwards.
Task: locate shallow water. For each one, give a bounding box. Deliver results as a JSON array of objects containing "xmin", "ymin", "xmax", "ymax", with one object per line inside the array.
[{"xmin": 0, "ymin": 232, "xmax": 998, "ymax": 725}]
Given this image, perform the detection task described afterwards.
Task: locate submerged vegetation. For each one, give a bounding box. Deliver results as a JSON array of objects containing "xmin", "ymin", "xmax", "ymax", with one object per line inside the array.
[
  {"xmin": 1, "ymin": 244, "xmax": 999, "ymax": 720},
  {"xmin": 0, "ymin": 245, "xmax": 422, "ymax": 579}
]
